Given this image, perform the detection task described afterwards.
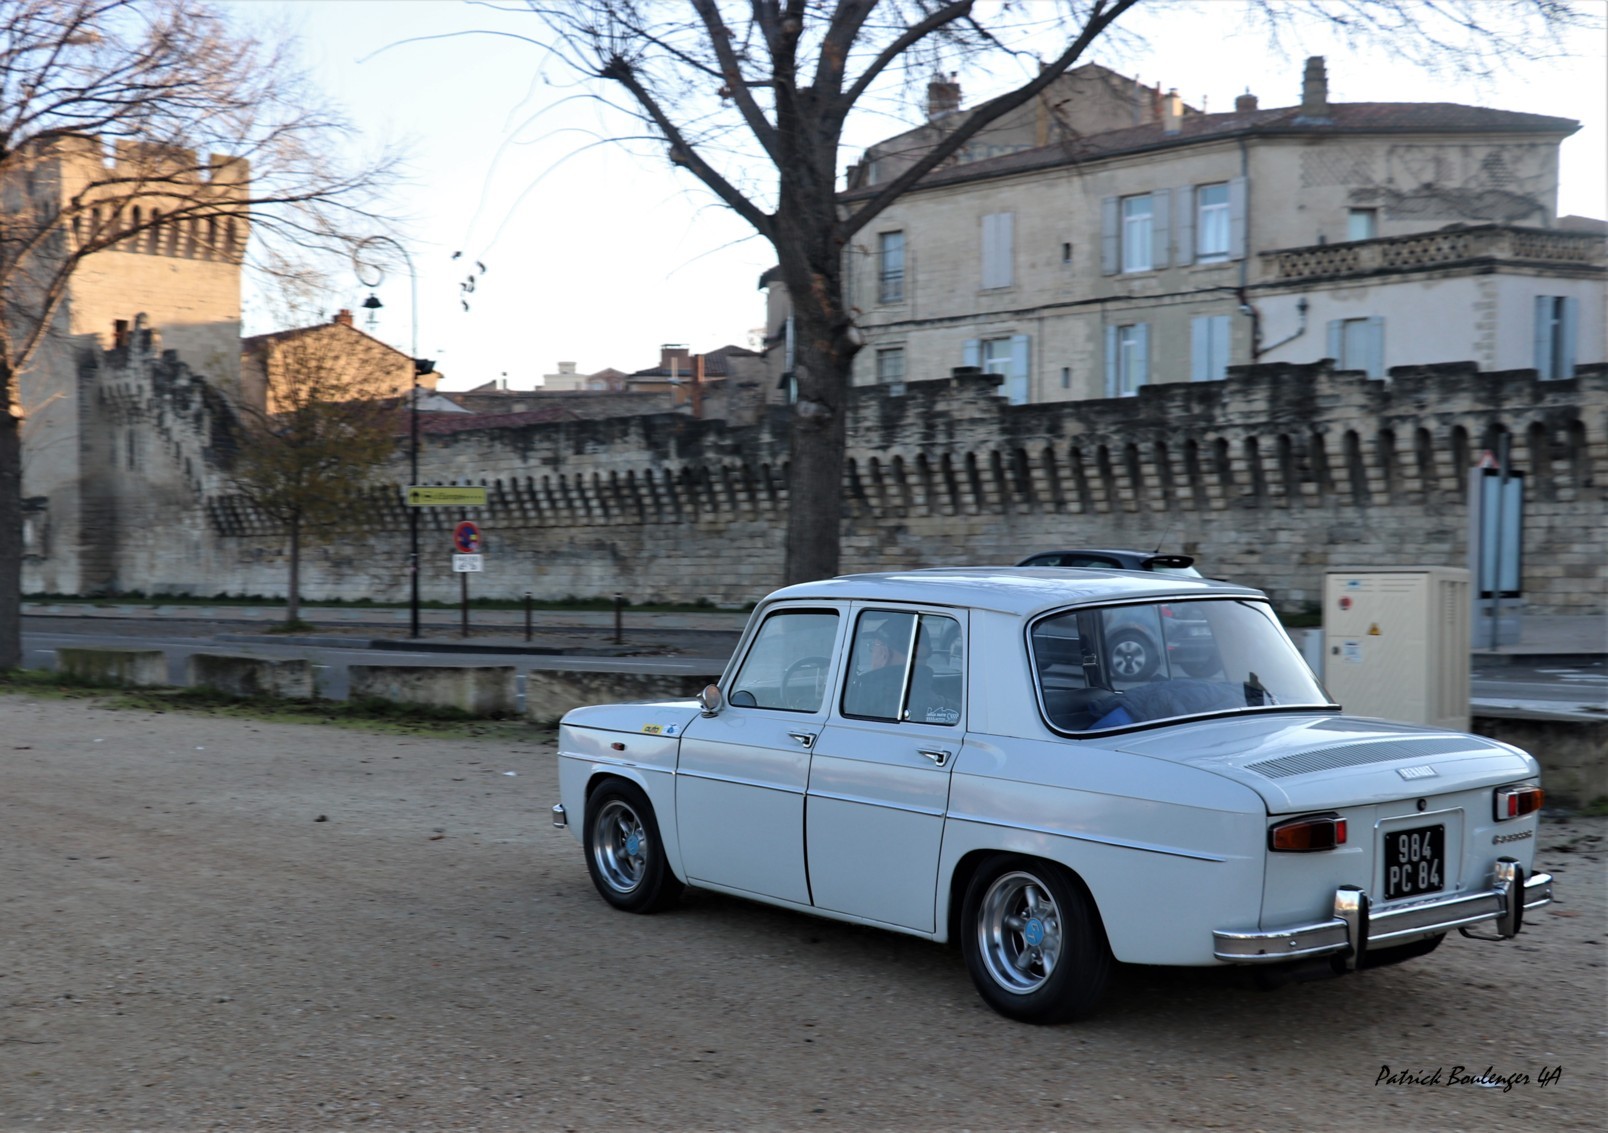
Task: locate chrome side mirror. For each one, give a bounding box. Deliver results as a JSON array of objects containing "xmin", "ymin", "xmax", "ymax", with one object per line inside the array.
[{"xmin": 697, "ymin": 684, "xmax": 723, "ymax": 716}]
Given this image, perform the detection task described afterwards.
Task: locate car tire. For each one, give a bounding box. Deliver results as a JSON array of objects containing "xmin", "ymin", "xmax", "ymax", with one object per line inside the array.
[
  {"xmin": 1107, "ymin": 629, "xmax": 1158, "ymax": 680},
  {"xmin": 960, "ymin": 855, "xmax": 1112, "ymax": 1024},
  {"xmin": 584, "ymin": 779, "xmax": 683, "ymax": 914}
]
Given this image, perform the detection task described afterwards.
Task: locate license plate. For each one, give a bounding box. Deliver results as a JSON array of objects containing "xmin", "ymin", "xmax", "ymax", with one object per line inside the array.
[{"xmin": 1384, "ymin": 824, "xmax": 1445, "ymax": 900}]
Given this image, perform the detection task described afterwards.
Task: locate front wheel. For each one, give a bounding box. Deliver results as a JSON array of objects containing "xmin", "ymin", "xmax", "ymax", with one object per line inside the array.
[
  {"xmin": 960, "ymin": 855, "xmax": 1111, "ymax": 1024},
  {"xmin": 584, "ymin": 780, "xmax": 683, "ymax": 913}
]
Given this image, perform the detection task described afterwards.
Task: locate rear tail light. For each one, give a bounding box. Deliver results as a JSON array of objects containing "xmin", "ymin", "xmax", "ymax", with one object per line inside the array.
[
  {"xmin": 1494, "ymin": 785, "xmax": 1544, "ymax": 821},
  {"xmin": 1269, "ymin": 814, "xmax": 1348, "ymax": 852}
]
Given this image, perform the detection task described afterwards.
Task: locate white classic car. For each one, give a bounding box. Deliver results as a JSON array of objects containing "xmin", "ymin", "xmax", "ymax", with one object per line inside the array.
[{"xmin": 553, "ymin": 569, "xmax": 1551, "ymax": 1024}]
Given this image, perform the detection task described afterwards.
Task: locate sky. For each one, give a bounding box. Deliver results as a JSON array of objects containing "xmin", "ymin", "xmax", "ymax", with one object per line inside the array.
[{"xmin": 232, "ymin": 0, "xmax": 1608, "ymax": 391}]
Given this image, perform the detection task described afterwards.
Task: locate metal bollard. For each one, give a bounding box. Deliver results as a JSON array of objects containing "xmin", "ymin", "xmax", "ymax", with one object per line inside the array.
[
  {"xmin": 614, "ymin": 592, "xmax": 624, "ymax": 645},
  {"xmin": 524, "ymin": 591, "xmax": 533, "ymax": 642}
]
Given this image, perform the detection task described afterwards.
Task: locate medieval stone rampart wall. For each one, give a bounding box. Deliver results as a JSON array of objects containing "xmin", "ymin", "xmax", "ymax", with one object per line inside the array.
[{"xmin": 53, "ymin": 343, "xmax": 1606, "ymax": 616}]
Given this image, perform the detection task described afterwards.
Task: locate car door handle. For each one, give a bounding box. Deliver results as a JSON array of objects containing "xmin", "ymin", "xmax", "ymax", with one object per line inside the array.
[
  {"xmin": 787, "ymin": 731, "xmax": 816, "ymax": 750},
  {"xmin": 918, "ymin": 748, "xmax": 952, "ymax": 767}
]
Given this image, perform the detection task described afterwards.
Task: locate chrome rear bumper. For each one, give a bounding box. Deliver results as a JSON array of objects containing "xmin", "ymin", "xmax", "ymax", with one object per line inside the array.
[{"xmin": 1214, "ymin": 858, "xmax": 1552, "ymax": 965}]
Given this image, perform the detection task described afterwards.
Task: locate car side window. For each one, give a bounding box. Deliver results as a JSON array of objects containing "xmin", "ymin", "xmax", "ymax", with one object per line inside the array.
[
  {"xmin": 842, "ymin": 611, "xmax": 962, "ymax": 725},
  {"xmin": 728, "ymin": 610, "xmax": 839, "ymax": 712}
]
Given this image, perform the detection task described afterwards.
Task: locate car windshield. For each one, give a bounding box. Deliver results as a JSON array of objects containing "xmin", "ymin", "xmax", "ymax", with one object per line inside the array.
[{"xmin": 1030, "ymin": 598, "xmax": 1331, "ymax": 733}]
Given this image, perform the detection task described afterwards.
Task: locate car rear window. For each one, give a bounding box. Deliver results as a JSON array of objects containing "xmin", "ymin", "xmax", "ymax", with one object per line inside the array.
[{"xmin": 1030, "ymin": 599, "xmax": 1329, "ymax": 733}]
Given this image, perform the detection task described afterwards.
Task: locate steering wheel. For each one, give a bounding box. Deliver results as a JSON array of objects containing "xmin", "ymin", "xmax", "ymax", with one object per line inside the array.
[{"xmin": 780, "ymin": 655, "xmax": 830, "ymax": 709}]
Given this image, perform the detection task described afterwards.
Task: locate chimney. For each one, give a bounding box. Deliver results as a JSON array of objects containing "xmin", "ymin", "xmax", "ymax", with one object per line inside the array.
[
  {"xmin": 660, "ymin": 343, "xmax": 690, "ymax": 373},
  {"xmin": 333, "ymin": 308, "xmax": 353, "ymax": 327},
  {"xmin": 1301, "ymin": 56, "xmax": 1329, "ymax": 116},
  {"xmin": 1162, "ymin": 89, "xmax": 1183, "ymax": 134},
  {"xmin": 927, "ymin": 72, "xmax": 961, "ymax": 120},
  {"xmin": 1235, "ymin": 90, "xmax": 1259, "ymax": 114}
]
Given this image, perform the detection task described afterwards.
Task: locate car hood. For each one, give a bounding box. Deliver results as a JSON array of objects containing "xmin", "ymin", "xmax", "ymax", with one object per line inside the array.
[
  {"xmin": 1113, "ymin": 712, "xmax": 1538, "ymax": 812},
  {"xmin": 560, "ymin": 700, "xmax": 703, "ymax": 739}
]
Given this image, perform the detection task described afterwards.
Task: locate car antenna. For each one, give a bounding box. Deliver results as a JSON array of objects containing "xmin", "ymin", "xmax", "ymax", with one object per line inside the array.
[{"xmin": 1152, "ymin": 524, "xmax": 1173, "ymax": 554}]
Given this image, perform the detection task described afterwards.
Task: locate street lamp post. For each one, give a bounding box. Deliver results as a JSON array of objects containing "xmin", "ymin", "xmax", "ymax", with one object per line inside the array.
[{"xmin": 353, "ymin": 236, "xmax": 423, "ymax": 638}]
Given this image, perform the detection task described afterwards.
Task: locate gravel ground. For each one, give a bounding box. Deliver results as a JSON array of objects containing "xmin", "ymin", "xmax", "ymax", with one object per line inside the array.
[{"xmin": 1, "ymin": 691, "xmax": 1603, "ymax": 1132}]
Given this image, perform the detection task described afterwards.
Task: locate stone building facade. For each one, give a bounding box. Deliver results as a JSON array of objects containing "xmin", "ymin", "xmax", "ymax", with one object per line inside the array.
[{"xmin": 827, "ymin": 58, "xmax": 1604, "ymax": 405}]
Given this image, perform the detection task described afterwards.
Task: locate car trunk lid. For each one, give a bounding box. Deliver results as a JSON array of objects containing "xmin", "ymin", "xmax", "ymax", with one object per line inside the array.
[{"xmin": 1114, "ymin": 713, "xmax": 1536, "ymax": 811}]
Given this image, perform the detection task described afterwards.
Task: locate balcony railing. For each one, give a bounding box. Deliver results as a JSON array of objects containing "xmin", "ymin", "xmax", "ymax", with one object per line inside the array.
[{"xmin": 1263, "ymin": 224, "xmax": 1606, "ymax": 281}]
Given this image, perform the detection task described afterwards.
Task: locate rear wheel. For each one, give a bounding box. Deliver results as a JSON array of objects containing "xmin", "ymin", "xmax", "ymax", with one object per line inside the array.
[
  {"xmin": 960, "ymin": 855, "xmax": 1111, "ymax": 1024},
  {"xmin": 584, "ymin": 780, "xmax": 683, "ymax": 913}
]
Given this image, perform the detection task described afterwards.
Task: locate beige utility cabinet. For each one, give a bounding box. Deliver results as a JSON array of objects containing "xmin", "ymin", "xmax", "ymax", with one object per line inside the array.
[{"xmin": 1323, "ymin": 567, "xmax": 1471, "ymax": 731}]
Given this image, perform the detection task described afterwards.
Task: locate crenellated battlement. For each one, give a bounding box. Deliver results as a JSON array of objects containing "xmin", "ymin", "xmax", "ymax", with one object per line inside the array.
[{"xmin": 36, "ymin": 344, "xmax": 1608, "ymax": 615}]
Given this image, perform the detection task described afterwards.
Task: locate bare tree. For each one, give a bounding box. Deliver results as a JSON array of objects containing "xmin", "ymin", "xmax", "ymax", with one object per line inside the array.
[
  {"xmin": 0, "ymin": 0, "xmax": 398, "ymax": 667},
  {"xmin": 226, "ymin": 319, "xmax": 403, "ymax": 625},
  {"xmin": 512, "ymin": 0, "xmax": 1590, "ymax": 587}
]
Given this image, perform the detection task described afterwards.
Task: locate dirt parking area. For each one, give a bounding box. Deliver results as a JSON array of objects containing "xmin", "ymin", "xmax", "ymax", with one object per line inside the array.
[{"xmin": 2, "ymin": 692, "xmax": 1603, "ymax": 1132}]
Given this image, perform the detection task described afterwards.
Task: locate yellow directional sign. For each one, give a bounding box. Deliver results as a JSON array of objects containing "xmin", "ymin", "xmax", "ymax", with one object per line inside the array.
[{"xmin": 407, "ymin": 486, "xmax": 488, "ymax": 507}]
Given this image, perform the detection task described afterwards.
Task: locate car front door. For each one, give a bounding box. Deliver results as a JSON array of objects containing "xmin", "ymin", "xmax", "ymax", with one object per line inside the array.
[
  {"xmin": 674, "ymin": 605, "xmax": 845, "ymax": 905},
  {"xmin": 805, "ymin": 607, "xmax": 967, "ymax": 932}
]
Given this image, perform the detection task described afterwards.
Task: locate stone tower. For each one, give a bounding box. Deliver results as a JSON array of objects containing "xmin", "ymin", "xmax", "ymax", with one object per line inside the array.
[{"xmin": 10, "ymin": 135, "xmax": 248, "ymax": 593}]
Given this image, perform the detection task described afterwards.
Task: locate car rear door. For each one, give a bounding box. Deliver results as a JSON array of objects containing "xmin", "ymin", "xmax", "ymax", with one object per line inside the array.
[{"xmin": 804, "ymin": 606, "xmax": 967, "ymax": 933}]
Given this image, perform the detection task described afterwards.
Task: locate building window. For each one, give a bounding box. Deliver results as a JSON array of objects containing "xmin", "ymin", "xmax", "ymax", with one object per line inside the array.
[
  {"xmin": 876, "ymin": 346, "xmax": 906, "ymax": 385},
  {"xmin": 878, "ymin": 231, "xmax": 905, "ymax": 302},
  {"xmin": 1534, "ymin": 295, "xmax": 1578, "ymax": 379},
  {"xmin": 1191, "ymin": 315, "xmax": 1231, "ymax": 381},
  {"xmin": 1121, "ymin": 195, "xmax": 1153, "ymax": 273},
  {"xmin": 964, "ymin": 334, "xmax": 1031, "ymax": 405},
  {"xmin": 1104, "ymin": 323, "xmax": 1149, "ymax": 397},
  {"xmin": 1327, "ymin": 316, "xmax": 1385, "ymax": 378},
  {"xmin": 981, "ymin": 337, "xmax": 1013, "ymax": 375},
  {"xmin": 1060, "ymin": 366, "xmax": 1071, "ymax": 389},
  {"xmin": 981, "ymin": 212, "xmax": 1014, "ymax": 289},
  {"xmin": 1347, "ymin": 208, "xmax": 1378, "ymax": 241},
  {"xmin": 1196, "ymin": 183, "xmax": 1230, "ymax": 261}
]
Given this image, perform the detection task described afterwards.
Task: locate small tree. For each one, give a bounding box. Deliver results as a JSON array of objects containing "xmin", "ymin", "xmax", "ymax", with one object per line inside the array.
[
  {"xmin": 0, "ymin": 0, "xmax": 397, "ymax": 666},
  {"xmin": 514, "ymin": 0, "xmax": 1591, "ymax": 588},
  {"xmin": 226, "ymin": 321, "xmax": 401, "ymax": 624}
]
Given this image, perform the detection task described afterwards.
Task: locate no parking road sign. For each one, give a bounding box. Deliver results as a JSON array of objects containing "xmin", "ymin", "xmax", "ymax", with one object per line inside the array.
[{"xmin": 452, "ymin": 521, "xmax": 482, "ymax": 554}]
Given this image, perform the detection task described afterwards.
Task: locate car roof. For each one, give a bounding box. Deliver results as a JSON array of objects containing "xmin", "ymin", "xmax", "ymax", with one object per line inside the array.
[{"xmin": 764, "ymin": 567, "xmax": 1263, "ymax": 617}]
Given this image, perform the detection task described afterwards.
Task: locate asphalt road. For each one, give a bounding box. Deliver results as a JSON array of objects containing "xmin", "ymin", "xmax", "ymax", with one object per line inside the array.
[{"xmin": 21, "ymin": 614, "xmax": 1606, "ymax": 718}]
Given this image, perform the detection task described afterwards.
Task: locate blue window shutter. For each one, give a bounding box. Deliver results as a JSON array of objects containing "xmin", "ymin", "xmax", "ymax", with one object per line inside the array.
[
  {"xmin": 1104, "ymin": 325, "xmax": 1119, "ymax": 397},
  {"xmin": 963, "ymin": 338, "xmax": 981, "ymax": 370},
  {"xmin": 1191, "ymin": 316, "xmax": 1210, "ymax": 381},
  {"xmin": 1008, "ymin": 334, "xmax": 1031, "ymax": 404},
  {"xmin": 1135, "ymin": 323, "xmax": 1150, "ymax": 389},
  {"xmin": 1101, "ymin": 196, "xmax": 1119, "ymax": 275},
  {"xmin": 1175, "ymin": 187, "xmax": 1194, "ymax": 267},
  {"xmin": 1151, "ymin": 188, "xmax": 1171, "ymax": 269},
  {"xmin": 1364, "ymin": 316, "xmax": 1385, "ymax": 378},
  {"xmin": 1000, "ymin": 212, "xmax": 1014, "ymax": 286},
  {"xmin": 1533, "ymin": 296, "xmax": 1554, "ymax": 377},
  {"xmin": 1228, "ymin": 176, "xmax": 1248, "ymax": 261},
  {"xmin": 1560, "ymin": 296, "xmax": 1579, "ymax": 377},
  {"xmin": 1213, "ymin": 315, "xmax": 1231, "ymax": 379},
  {"xmin": 1326, "ymin": 319, "xmax": 1344, "ymax": 366}
]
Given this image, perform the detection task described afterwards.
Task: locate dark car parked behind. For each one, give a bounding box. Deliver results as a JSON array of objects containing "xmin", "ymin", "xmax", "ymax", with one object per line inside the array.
[{"xmin": 1015, "ymin": 549, "xmax": 1212, "ymax": 679}]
